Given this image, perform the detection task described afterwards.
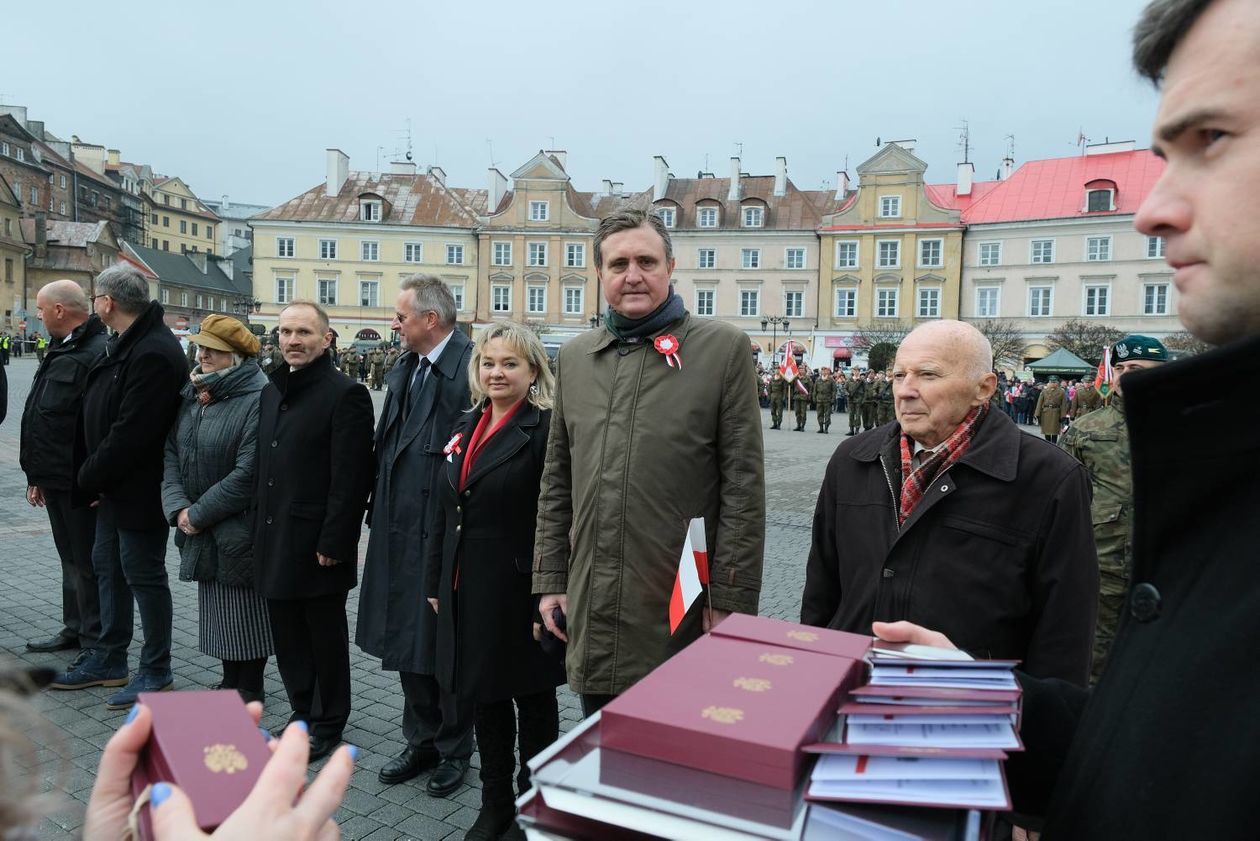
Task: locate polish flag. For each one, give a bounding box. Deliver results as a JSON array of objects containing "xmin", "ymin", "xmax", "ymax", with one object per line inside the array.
[
  {"xmin": 781, "ymin": 354, "xmax": 799, "ymax": 383},
  {"xmin": 668, "ymin": 518, "xmax": 710, "ymax": 634}
]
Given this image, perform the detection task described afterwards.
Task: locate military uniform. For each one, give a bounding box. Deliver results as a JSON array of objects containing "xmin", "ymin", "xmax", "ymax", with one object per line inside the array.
[
  {"xmin": 768, "ymin": 373, "xmax": 788, "ymax": 429},
  {"xmin": 1034, "ymin": 381, "xmax": 1067, "ymax": 442},
  {"xmin": 813, "ymin": 375, "xmax": 836, "ymax": 433},
  {"xmin": 1060, "ymin": 395, "xmax": 1131, "ymax": 683},
  {"xmin": 876, "ymin": 376, "xmax": 894, "ymax": 426},
  {"xmin": 791, "ymin": 376, "xmax": 811, "ymax": 431},
  {"xmin": 1070, "ymin": 383, "xmax": 1103, "ymax": 418},
  {"xmin": 384, "ymin": 348, "xmax": 400, "ymax": 375},
  {"xmin": 861, "ymin": 376, "xmax": 880, "ymax": 430},
  {"xmin": 845, "ymin": 376, "xmax": 865, "ymax": 435},
  {"xmin": 368, "ymin": 349, "xmax": 385, "ymax": 390},
  {"xmin": 346, "ymin": 351, "xmax": 361, "ymax": 380}
]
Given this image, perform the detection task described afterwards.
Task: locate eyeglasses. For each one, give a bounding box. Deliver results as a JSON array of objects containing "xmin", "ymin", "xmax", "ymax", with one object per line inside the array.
[{"xmin": 90, "ymin": 293, "xmax": 110, "ymax": 303}]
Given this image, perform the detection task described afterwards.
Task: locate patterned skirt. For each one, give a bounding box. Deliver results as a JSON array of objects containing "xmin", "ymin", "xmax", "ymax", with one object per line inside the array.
[{"xmin": 197, "ymin": 580, "xmax": 274, "ymax": 661}]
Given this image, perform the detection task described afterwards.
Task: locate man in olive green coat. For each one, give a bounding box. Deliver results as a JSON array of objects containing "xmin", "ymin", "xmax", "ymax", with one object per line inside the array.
[
  {"xmin": 1060, "ymin": 335, "xmax": 1168, "ymax": 683},
  {"xmin": 1034, "ymin": 375, "xmax": 1067, "ymax": 442},
  {"xmin": 792, "ymin": 367, "xmax": 812, "ymax": 431},
  {"xmin": 845, "ymin": 372, "xmax": 866, "ymax": 435},
  {"xmin": 814, "ymin": 367, "xmax": 835, "ymax": 433},
  {"xmin": 534, "ymin": 210, "xmax": 765, "ymax": 716},
  {"xmin": 876, "ymin": 370, "xmax": 895, "ymax": 426},
  {"xmin": 367, "ymin": 347, "xmax": 386, "ymax": 390},
  {"xmin": 768, "ymin": 369, "xmax": 788, "ymax": 429},
  {"xmin": 861, "ymin": 371, "xmax": 881, "ymax": 430},
  {"xmin": 1069, "ymin": 381, "xmax": 1104, "ymax": 418}
]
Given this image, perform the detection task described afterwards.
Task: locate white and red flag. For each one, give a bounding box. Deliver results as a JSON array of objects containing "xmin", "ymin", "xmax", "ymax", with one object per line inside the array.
[
  {"xmin": 668, "ymin": 518, "xmax": 710, "ymax": 634},
  {"xmin": 780, "ymin": 353, "xmax": 799, "ymax": 383},
  {"xmin": 1094, "ymin": 345, "xmax": 1114, "ymax": 396}
]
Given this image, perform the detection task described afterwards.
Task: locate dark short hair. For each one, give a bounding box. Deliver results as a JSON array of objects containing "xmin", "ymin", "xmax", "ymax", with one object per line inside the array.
[
  {"xmin": 1133, "ymin": 0, "xmax": 1216, "ymax": 83},
  {"xmin": 94, "ymin": 263, "xmax": 151, "ymax": 315},
  {"xmin": 593, "ymin": 208, "xmax": 673, "ymax": 269}
]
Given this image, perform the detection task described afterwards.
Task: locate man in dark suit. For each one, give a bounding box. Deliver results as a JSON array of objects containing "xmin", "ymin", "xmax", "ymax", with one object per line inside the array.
[
  {"xmin": 356, "ymin": 274, "xmax": 475, "ymax": 795},
  {"xmin": 254, "ymin": 301, "xmax": 374, "ymax": 760}
]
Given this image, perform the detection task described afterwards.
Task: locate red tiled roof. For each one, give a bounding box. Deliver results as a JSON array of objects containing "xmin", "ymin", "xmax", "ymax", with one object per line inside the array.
[
  {"xmin": 925, "ymin": 180, "xmax": 1002, "ymax": 211},
  {"xmin": 255, "ymin": 172, "xmax": 484, "ymax": 227},
  {"xmin": 961, "ymin": 150, "xmax": 1164, "ymax": 224}
]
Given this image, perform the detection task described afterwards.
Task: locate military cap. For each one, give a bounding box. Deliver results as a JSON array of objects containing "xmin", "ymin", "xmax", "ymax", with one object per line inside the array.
[
  {"xmin": 1111, "ymin": 334, "xmax": 1169, "ymax": 362},
  {"xmin": 1048, "ymin": 375, "xmax": 1061, "ymax": 383},
  {"xmin": 189, "ymin": 314, "xmax": 261, "ymax": 355}
]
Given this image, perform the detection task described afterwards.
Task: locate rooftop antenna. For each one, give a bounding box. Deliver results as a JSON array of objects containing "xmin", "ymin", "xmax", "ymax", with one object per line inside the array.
[
  {"xmin": 404, "ymin": 118, "xmax": 413, "ymax": 161},
  {"xmin": 956, "ymin": 119, "xmax": 971, "ymax": 163},
  {"xmin": 1005, "ymin": 134, "xmax": 1015, "ymax": 160},
  {"xmin": 1076, "ymin": 129, "xmax": 1090, "ymax": 153},
  {"xmin": 704, "ymin": 153, "xmax": 710, "ymax": 172},
  {"xmin": 734, "ymin": 141, "xmax": 743, "ymax": 157},
  {"xmin": 843, "ymin": 154, "xmax": 849, "ymax": 171},
  {"xmin": 486, "ymin": 139, "xmax": 498, "ymax": 169},
  {"xmin": 376, "ymin": 146, "xmax": 385, "ymax": 170}
]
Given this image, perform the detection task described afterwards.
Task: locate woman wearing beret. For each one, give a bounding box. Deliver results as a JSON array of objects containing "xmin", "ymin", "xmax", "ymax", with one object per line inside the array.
[
  {"xmin": 424, "ymin": 321, "xmax": 564, "ymax": 841},
  {"xmin": 161, "ymin": 314, "xmax": 273, "ymax": 703}
]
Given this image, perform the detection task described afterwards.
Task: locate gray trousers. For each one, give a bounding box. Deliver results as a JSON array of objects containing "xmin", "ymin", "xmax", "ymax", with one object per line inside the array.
[{"xmin": 399, "ymin": 671, "xmax": 475, "ymax": 760}]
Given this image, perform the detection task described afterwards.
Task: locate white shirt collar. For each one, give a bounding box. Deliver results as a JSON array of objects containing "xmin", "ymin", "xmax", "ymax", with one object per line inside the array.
[{"xmin": 422, "ymin": 329, "xmax": 455, "ymax": 369}]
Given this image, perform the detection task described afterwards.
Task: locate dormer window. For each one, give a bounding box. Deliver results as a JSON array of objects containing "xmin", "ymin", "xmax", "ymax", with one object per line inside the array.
[
  {"xmin": 697, "ymin": 206, "xmax": 719, "ymax": 228},
  {"xmin": 742, "ymin": 206, "xmax": 764, "ymax": 228},
  {"xmin": 360, "ymin": 199, "xmax": 382, "ymax": 221},
  {"xmin": 1084, "ymin": 180, "xmax": 1117, "ymax": 212},
  {"xmin": 529, "ymin": 200, "xmax": 549, "ymax": 221},
  {"xmin": 655, "ymin": 206, "xmax": 676, "ymax": 228}
]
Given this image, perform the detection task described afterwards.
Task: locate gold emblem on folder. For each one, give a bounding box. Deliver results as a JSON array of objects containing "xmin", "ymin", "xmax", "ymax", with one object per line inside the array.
[
  {"xmin": 786, "ymin": 630, "xmax": 819, "ymax": 642},
  {"xmin": 733, "ymin": 677, "xmax": 772, "ymax": 692},
  {"xmin": 702, "ymin": 706, "xmax": 744, "ymax": 725},
  {"xmin": 203, "ymin": 743, "xmax": 249, "ymax": 774},
  {"xmin": 759, "ymin": 653, "xmax": 794, "ymax": 666}
]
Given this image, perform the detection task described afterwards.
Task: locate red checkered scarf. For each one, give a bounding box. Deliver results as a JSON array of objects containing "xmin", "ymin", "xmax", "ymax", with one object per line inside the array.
[{"xmin": 898, "ymin": 402, "xmax": 989, "ymax": 526}]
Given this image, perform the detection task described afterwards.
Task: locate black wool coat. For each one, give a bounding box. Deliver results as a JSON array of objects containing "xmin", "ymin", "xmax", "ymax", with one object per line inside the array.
[
  {"xmin": 424, "ymin": 403, "xmax": 565, "ymax": 703},
  {"xmin": 801, "ymin": 408, "xmax": 1098, "ymax": 685},
  {"xmin": 75, "ymin": 302, "xmax": 188, "ymax": 529},
  {"xmin": 1009, "ymin": 335, "xmax": 1260, "ymax": 840},
  {"xmin": 356, "ymin": 330, "xmax": 473, "ymax": 674},
  {"xmin": 253, "ymin": 352, "xmax": 374, "ymax": 600}
]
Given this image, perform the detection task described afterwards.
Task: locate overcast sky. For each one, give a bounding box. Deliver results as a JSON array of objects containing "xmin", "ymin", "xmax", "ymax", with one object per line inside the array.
[{"xmin": 7, "ymin": 0, "xmax": 1159, "ymax": 209}]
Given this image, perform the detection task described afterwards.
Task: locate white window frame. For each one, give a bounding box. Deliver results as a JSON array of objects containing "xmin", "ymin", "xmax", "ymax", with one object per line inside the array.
[
  {"xmin": 1146, "ymin": 236, "xmax": 1166, "ymax": 259},
  {"xmin": 491, "ymin": 284, "xmax": 511, "ymax": 313},
  {"xmin": 918, "ymin": 238, "xmax": 944, "ymax": 268},
  {"xmin": 359, "ymin": 279, "xmax": 380, "ymax": 308},
  {"xmin": 879, "ymin": 195, "xmax": 902, "ymax": 218},
  {"xmin": 656, "ymin": 207, "xmax": 676, "ymax": 228},
  {"xmin": 742, "ymin": 206, "xmax": 764, "ymax": 228},
  {"xmin": 784, "ymin": 290, "xmax": 804, "ymax": 318},
  {"xmin": 1085, "ymin": 189, "xmax": 1115, "ymax": 212},
  {"xmin": 529, "ymin": 200, "xmax": 549, "ymax": 221},
  {"xmin": 976, "ymin": 287, "xmax": 1001, "ymax": 318},
  {"xmin": 1085, "ymin": 235, "xmax": 1112, "ymax": 262},
  {"xmin": 317, "ymin": 277, "xmax": 338, "ymax": 306},
  {"xmin": 697, "ymin": 248, "xmax": 716, "ymax": 269},
  {"xmin": 739, "ymin": 288, "xmax": 761, "ymax": 318},
  {"xmin": 1083, "ymin": 284, "xmax": 1111, "ymax": 317},
  {"xmin": 785, "ymin": 248, "xmax": 806, "ymax": 270},
  {"xmin": 741, "ymin": 248, "xmax": 761, "ymax": 269},
  {"xmin": 446, "ymin": 243, "xmax": 465, "ymax": 265},
  {"xmin": 492, "ymin": 241, "xmax": 512, "ymax": 266},
  {"xmin": 877, "ymin": 239, "xmax": 901, "ymax": 269},
  {"xmin": 695, "ymin": 288, "xmax": 716, "ymax": 317},
  {"xmin": 527, "ymin": 285, "xmax": 547, "ymax": 314},
  {"xmin": 1030, "ymin": 239, "xmax": 1056, "ymax": 264},
  {"xmin": 876, "ymin": 288, "xmax": 899, "ymax": 318},
  {"xmin": 697, "ymin": 206, "xmax": 718, "ymax": 228},
  {"xmin": 563, "ymin": 286, "xmax": 584, "ymax": 315},
  {"xmin": 275, "ymin": 275, "xmax": 294, "ymax": 304},
  {"xmin": 527, "ymin": 242, "xmax": 547, "ymax": 267},
  {"xmin": 361, "ymin": 240, "xmax": 379, "ymax": 262},
  {"xmin": 448, "ymin": 282, "xmax": 465, "ymax": 312},
  {"xmin": 565, "ymin": 242, "xmax": 585, "ymax": 268},
  {"xmin": 917, "ymin": 287, "xmax": 941, "ymax": 318},
  {"xmin": 319, "ymin": 239, "xmax": 337, "ymax": 260},
  {"xmin": 1143, "ymin": 282, "xmax": 1170, "ymax": 316},
  {"xmin": 359, "ymin": 200, "xmax": 381, "ymax": 222},
  {"xmin": 403, "ymin": 242, "xmax": 423, "ymax": 263},
  {"xmin": 276, "ymin": 237, "xmax": 295, "ymax": 258},
  {"xmin": 1028, "ymin": 285, "xmax": 1054, "ymax": 317},
  {"xmin": 160, "ymin": 288, "xmax": 170, "ymax": 305},
  {"xmin": 181, "ymin": 290, "xmax": 190, "ymax": 307},
  {"xmin": 978, "ymin": 241, "xmax": 1001, "ymax": 267},
  {"xmin": 835, "ymin": 240, "xmax": 859, "ymax": 269},
  {"xmin": 834, "ymin": 287, "xmax": 857, "ymax": 318}
]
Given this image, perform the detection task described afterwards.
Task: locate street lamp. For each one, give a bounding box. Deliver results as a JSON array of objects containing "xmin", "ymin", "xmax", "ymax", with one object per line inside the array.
[
  {"xmin": 232, "ymin": 295, "xmax": 261, "ymax": 318},
  {"xmin": 589, "ymin": 312, "xmax": 604, "ymax": 329},
  {"xmin": 761, "ymin": 315, "xmax": 791, "ymax": 367}
]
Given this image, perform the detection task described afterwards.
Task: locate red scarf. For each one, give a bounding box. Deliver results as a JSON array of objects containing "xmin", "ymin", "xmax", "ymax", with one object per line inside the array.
[
  {"xmin": 459, "ymin": 399, "xmax": 523, "ymax": 491},
  {"xmin": 898, "ymin": 402, "xmax": 988, "ymax": 526}
]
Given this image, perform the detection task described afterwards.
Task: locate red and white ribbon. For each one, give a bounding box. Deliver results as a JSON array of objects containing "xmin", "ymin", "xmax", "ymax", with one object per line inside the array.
[
  {"xmin": 654, "ymin": 334, "xmax": 683, "ymax": 370},
  {"xmin": 443, "ymin": 432, "xmax": 463, "ymax": 456}
]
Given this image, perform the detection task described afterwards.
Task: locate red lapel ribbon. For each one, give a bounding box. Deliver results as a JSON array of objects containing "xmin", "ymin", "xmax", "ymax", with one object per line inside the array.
[
  {"xmin": 443, "ymin": 432, "xmax": 464, "ymax": 456},
  {"xmin": 654, "ymin": 334, "xmax": 683, "ymax": 370}
]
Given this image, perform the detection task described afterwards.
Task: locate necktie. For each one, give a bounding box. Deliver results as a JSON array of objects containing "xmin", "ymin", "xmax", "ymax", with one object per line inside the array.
[{"xmin": 404, "ymin": 357, "xmax": 431, "ymax": 421}]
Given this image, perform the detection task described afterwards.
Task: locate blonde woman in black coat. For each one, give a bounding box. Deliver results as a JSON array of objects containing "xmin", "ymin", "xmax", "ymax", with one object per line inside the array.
[{"xmin": 424, "ymin": 322, "xmax": 563, "ymax": 841}]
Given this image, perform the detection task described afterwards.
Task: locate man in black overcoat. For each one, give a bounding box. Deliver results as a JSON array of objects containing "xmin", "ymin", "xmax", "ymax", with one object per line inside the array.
[
  {"xmin": 254, "ymin": 301, "xmax": 374, "ymax": 760},
  {"xmin": 356, "ymin": 274, "xmax": 475, "ymax": 795}
]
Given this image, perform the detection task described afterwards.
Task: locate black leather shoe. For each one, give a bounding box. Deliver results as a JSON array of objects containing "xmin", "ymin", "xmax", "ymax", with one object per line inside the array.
[
  {"xmin": 26, "ymin": 632, "xmax": 79, "ymax": 653},
  {"xmin": 426, "ymin": 757, "xmax": 469, "ymax": 797},
  {"xmin": 308, "ymin": 734, "xmax": 339, "ymax": 762},
  {"xmin": 379, "ymin": 745, "xmax": 440, "ymax": 785}
]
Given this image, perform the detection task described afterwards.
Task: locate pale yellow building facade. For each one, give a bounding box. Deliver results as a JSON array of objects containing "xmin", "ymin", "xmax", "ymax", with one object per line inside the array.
[
  {"xmin": 144, "ymin": 175, "xmax": 220, "ymax": 256},
  {"xmin": 0, "ymin": 175, "xmax": 28, "ymax": 333}
]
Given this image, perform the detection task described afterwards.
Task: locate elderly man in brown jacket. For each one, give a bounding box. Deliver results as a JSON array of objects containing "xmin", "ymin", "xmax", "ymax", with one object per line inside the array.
[{"xmin": 534, "ymin": 209, "xmax": 766, "ymax": 717}]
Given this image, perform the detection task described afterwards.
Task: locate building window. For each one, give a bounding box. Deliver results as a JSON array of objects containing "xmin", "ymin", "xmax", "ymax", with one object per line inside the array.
[
  {"xmin": 739, "ymin": 289, "xmax": 760, "ymax": 317},
  {"xmin": 163, "ymin": 240, "xmax": 170, "ymax": 251},
  {"xmin": 877, "ymin": 240, "xmax": 900, "ymax": 268},
  {"xmin": 492, "ymin": 285, "xmax": 511, "ymax": 312},
  {"xmin": 918, "ymin": 239, "xmax": 943, "ymax": 268},
  {"xmin": 359, "ymin": 280, "xmax": 380, "ymax": 308},
  {"xmin": 160, "ymin": 288, "xmax": 170, "ymax": 305},
  {"xmin": 29, "ymin": 186, "xmax": 39, "ymax": 205},
  {"xmin": 275, "ymin": 277, "xmax": 294, "ymax": 303},
  {"xmin": 151, "ymin": 238, "xmax": 159, "ymax": 248},
  {"xmin": 784, "ymin": 290, "xmax": 803, "ymax": 318},
  {"xmin": 164, "ymin": 194, "xmax": 170, "ymax": 205},
  {"xmin": 492, "ymin": 241, "xmax": 512, "ymax": 266},
  {"xmin": 564, "ymin": 287, "xmax": 583, "ymax": 315},
  {"xmin": 446, "ymin": 244, "xmax": 465, "ymax": 265},
  {"xmin": 527, "ymin": 286, "xmax": 547, "ymax": 314},
  {"xmin": 361, "ymin": 241, "xmax": 379, "ymax": 261},
  {"xmin": 529, "ymin": 200, "xmax": 549, "ymax": 221},
  {"xmin": 1028, "ymin": 286, "xmax": 1053, "ymax": 317},
  {"xmin": 360, "ymin": 200, "xmax": 381, "ymax": 222},
  {"xmin": 318, "ymin": 278, "xmax": 337, "ymax": 305},
  {"xmin": 1086, "ymin": 189, "xmax": 1113, "ymax": 212},
  {"xmin": 1086, "ymin": 236, "xmax": 1112, "ymax": 262},
  {"xmin": 207, "ymin": 226, "xmax": 214, "ymax": 241},
  {"xmin": 151, "ymin": 212, "xmax": 158, "ymax": 225},
  {"xmin": 741, "ymin": 248, "xmax": 760, "ymax": 269},
  {"xmin": 566, "ymin": 243, "xmax": 585, "ymax": 268},
  {"xmin": 320, "ymin": 239, "xmax": 337, "ymax": 260},
  {"xmin": 16, "ymin": 148, "xmax": 25, "ymax": 162},
  {"xmin": 698, "ymin": 248, "xmax": 716, "ymax": 269},
  {"xmin": 1084, "ymin": 285, "xmax": 1110, "ymax": 316},
  {"xmin": 835, "ymin": 288, "xmax": 856, "ymax": 318},
  {"xmin": 1146, "ymin": 236, "xmax": 1165, "ymax": 259},
  {"xmin": 976, "ymin": 287, "xmax": 1001, "ymax": 317},
  {"xmin": 879, "ymin": 195, "xmax": 901, "ymax": 218},
  {"xmin": 1143, "ymin": 283, "xmax": 1170, "ymax": 315},
  {"xmin": 404, "ymin": 242, "xmax": 423, "ymax": 263},
  {"xmin": 697, "ymin": 206, "xmax": 718, "ymax": 228},
  {"xmin": 656, "ymin": 207, "xmax": 676, "ymax": 228},
  {"xmin": 917, "ymin": 287, "xmax": 941, "ymax": 318},
  {"xmin": 163, "ymin": 215, "xmax": 170, "ymax": 227},
  {"xmin": 876, "ymin": 288, "xmax": 899, "ymax": 318},
  {"xmin": 277, "ymin": 237, "xmax": 294, "ymax": 258},
  {"xmin": 180, "ymin": 220, "xmax": 188, "ymax": 234},
  {"xmin": 192, "ymin": 222, "xmax": 199, "ymax": 237},
  {"xmin": 180, "ymin": 291, "xmax": 189, "ymax": 307},
  {"xmin": 695, "ymin": 289, "xmax": 715, "ymax": 316},
  {"xmin": 60, "ymin": 174, "xmax": 67, "ymax": 188},
  {"xmin": 180, "ymin": 198, "xmax": 188, "ymax": 210},
  {"xmin": 785, "ymin": 248, "xmax": 805, "ymax": 270},
  {"xmin": 978, "ymin": 242, "xmax": 1001, "ymax": 266},
  {"xmin": 1030, "ymin": 239, "xmax": 1055, "ymax": 264},
  {"xmin": 528, "ymin": 242, "xmax": 547, "ymax": 267},
  {"xmin": 742, "ymin": 206, "xmax": 764, "ymax": 227},
  {"xmin": 835, "ymin": 241, "xmax": 858, "ymax": 269},
  {"xmin": 448, "ymin": 282, "xmax": 465, "ymax": 311},
  {"xmin": 0, "ymin": 142, "xmax": 7, "ymax": 155}
]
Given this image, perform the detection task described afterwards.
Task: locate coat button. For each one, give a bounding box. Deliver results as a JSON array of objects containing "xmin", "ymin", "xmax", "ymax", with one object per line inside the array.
[
  {"xmin": 1130, "ymin": 583, "xmax": 1161, "ymax": 622},
  {"xmin": 265, "ymin": 516, "xmax": 273, "ymax": 524},
  {"xmin": 463, "ymin": 489, "xmax": 471, "ymax": 498},
  {"xmin": 882, "ymin": 568, "xmax": 895, "ymax": 579},
  {"xmin": 456, "ymin": 524, "xmax": 461, "ymax": 532},
  {"xmin": 456, "ymin": 506, "xmax": 461, "ymax": 513},
  {"xmin": 280, "ymin": 403, "xmax": 288, "ymax": 411},
  {"xmin": 271, "ymin": 440, "xmax": 278, "ymax": 448},
  {"xmin": 267, "ymin": 478, "xmax": 274, "ymax": 487}
]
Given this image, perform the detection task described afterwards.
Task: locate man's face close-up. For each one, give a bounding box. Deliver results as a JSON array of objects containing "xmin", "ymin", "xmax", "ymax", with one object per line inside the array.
[
  {"xmin": 1135, "ymin": 0, "xmax": 1260, "ymax": 346},
  {"xmin": 277, "ymin": 305, "xmax": 331, "ymax": 369},
  {"xmin": 1112, "ymin": 359, "xmax": 1163, "ymax": 395},
  {"xmin": 392, "ymin": 290, "xmax": 435, "ymax": 353},
  {"xmin": 598, "ymin": 224, "xmax": 676, "ymax": 319},
  {"xmin": 892, "ymin": 336, "xmax": 989, "ymax": 447}
]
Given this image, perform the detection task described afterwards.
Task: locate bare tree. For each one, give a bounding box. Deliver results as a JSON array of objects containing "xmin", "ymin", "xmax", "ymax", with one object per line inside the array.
[
  {"xmin": 1162, "ymin": 330, "xmax": 1211, "ymax": 357},
  {"xmin": 1045, "ymin": 319, "xmax": 1125, "ymax": 365},
  {"xmin": 969, "ymin": 318, "xmax": 1027, "ymax": 370},
  {"xmin": 851, "ymin": 321, "xmax": 914, "ymax": 371}
]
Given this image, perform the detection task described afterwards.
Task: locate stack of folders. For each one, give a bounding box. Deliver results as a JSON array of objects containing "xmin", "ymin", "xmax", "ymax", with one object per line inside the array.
[{"xmin": 804, "ymin": 643, "xmax": 1021, "ymax": 818}]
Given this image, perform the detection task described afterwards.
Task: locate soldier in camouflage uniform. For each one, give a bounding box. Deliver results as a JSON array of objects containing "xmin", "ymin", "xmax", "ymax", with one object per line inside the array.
[
  {"xmin": 876, "ymin": 370, "xmax": 895, "ymax": 426},
  {"xmin": 346, "ymin": 349, "xmax": 361, "ymax": 380},
  {"xmin": 860, "ymin": 371, "xmax": 880, "ymax": 430},
  {"xmin": 791, "ymin": 368, "xmax": 812, "ymax": 431},
  {"xmin": 368, "ymin": 347, "xmax": 386, "ymax": 390},
  {"xmin": 845, "ymin": 372, "xmax": 866, "ymax": 435},
  {"xmin": 813, "ymin": 367, "xmax": 836, "ymax": 433},
  {"xmin": 1069, "ymin": 381, "xmax": 1104, "ymax": 418},
  {"xmin": 768, "ymin": 370, "xmax": 788, "ymax": 429},
  {"xmin": 1060, "ymin": 334, "xmax": 1168, "ymax": 683}
]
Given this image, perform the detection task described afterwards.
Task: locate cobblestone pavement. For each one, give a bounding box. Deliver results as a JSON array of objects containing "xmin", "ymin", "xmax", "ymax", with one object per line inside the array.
[{"xmin": 1, "ymin": 357, "xmax": 1039, "ymax": 839}]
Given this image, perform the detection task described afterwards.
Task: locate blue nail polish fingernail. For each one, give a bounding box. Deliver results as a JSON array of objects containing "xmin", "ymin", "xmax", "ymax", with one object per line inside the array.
[
  {"xmin": 150, "ymin": 782, "xmax": 172, "ymax": 808},
  {"xmin": 293, "ymin": 720, "xmax": 309, "ymax": 734},
  {"xmin": 346, "ymin": 745, "xmax": 359, "ymax": 761},
  {"xmin": 125, "ymin": 704, "xmax": 140, "ymax": 725},
  {"xmin": 258, "ymin": 726, "xmax": 273, "ymax": 742}
]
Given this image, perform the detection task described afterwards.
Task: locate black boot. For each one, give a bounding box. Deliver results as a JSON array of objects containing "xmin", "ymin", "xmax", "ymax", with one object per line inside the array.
[
  {"xmin": 467, "ymin": 701, "xmax": 518, "ymax": 841},
  {"xmin": 515, "ymin": 691, "xmax": 559, "ymax": 795}
]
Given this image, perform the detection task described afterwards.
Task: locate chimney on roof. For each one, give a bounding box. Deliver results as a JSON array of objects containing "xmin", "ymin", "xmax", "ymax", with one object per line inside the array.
[
  {"xmin": 612, "ymin": 182, "xmax": 624, "ymax": 197},
  {"xmin": 34, "ymin": 212, "xmax": 48, "ymax": 259},
  {"xmin": 219, "ymin": 255, "xmax": 233, "ymax": 280},
  {"xmin": 545, "ymin": 150, "xmax": 567, "ymax": 169},
  {"xmin": 26, "ymin": 120, "xmax": 44, "ymax": 141},
  {"xmin": 489, "ymin": 168, "xmax": 507, "ymax": 212},
  {"xmin": 956, "ymin": 161, "xmax": 974, "ymax": 197},
  {"xmin": 1085, "ymin": 139, "xmax": 1137, "ymax": 156},
  {"xmin": 390, "ymin": 161, "xmax": 417, "ymax": 176},
  {"xmin": 1000, "ymin": 156, "xmax": 1014, "ymax": 180},
  {"xmin": 107, "ymin": 149, "xmax": 120, "ymax": 166},
  {"xmin": 326, "ymin": 148, "xmax": 349, "ymax": 197},
  {"xmin": 835, "ymin": 171, "xmax": 850, "ymax": 200},
  {"xmin": 0, "ymin": 106, "xmax": 29, "ymax": 129},
  {"xmin": 602, "ymin": 179, "xmax": 614, "ymax": 195},
  {"xmin": 728, "ymin": 157, "xmax": 741, "ymax": 200},
  {"xmin": 774, "ymin": 157, "xmax": 788, "ymax": 197},
  {"xmin": 221, "ymin": 194, "xmax": 230, "ymax": 213},
  {"xmin": 190, "ymin": 251, "xmax": 208, "ymax": 274},
  {"xmin": 653, "ymin": 155, "xmax": 669, "ymax": 202},
  {"xmin": 427, "ymin": 165, "xmax": 446, "ymax": 186}
]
